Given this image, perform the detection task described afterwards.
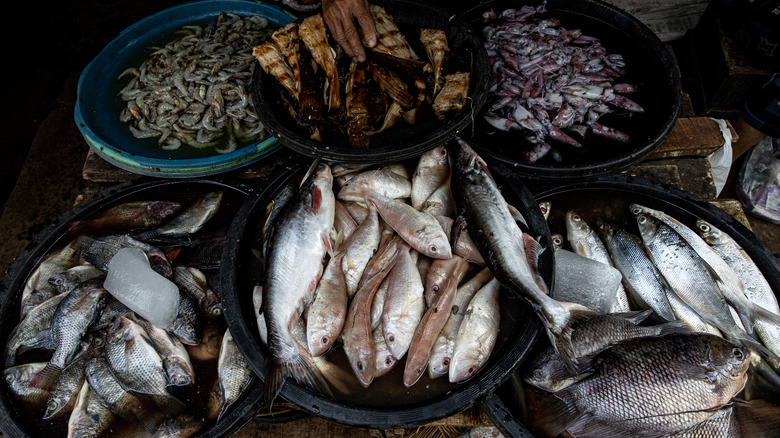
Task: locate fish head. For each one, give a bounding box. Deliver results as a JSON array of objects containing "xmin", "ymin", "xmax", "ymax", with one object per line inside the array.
[
  {"xmin": 523, "ymin": 352, "xmax": 576, "ymax": 392},
  {"xmin": 403, "ymin": 360, "xmax": 427, "ymax": 387},
  {"xmin": 565, "ymin": 210, "xmax": 591, "ymax": 238},
  {"xmin": 166, "ymin": 365, "xmax": 195, "ymax": 387},
  {"xmin": 708, "ymin": 337, "xmax": 750, "ymax": 380},
  {"xmin": 348, "ymin": 350, "xmax": 375, "ymax": 388},
  {"xmin": 375, "ymin": 353, "xmax": 397, "ymax": 377},
  {"xmin": 696, "ymin": 219, "xmax": 728, "ymax": 246},
  {"xmin": 449, "ymin": 348, "xmax": 484, "ymax": 383},
  {"xmin": 106, "ymin": 316, "xmax": 134, "ymax": 344},
  {"xmin": 419, "ymin": 144, "xmax": 449, "ymax": 170},
  {"xmin": 551, "ymin": 234, "xmax": 564, "ymax": 251},
  {"xmin": 169, "ymin": 295, "xmax": 203, "ymax": 346},
  {"xmin": 148, "ymin": 201, "xmax": 183, "ymax": 221},
  {"xmin": 635, "ymin": 214, "xmax": 659, "ymax": 244},
  {"xmin": 428, "ymin": 355, "xmax": 451, "ymax": 376},
  {"xmin": 308, "ymin": 327, "xmax": 335, "ymax": 357},
  {"xmin": 154, "ymin": 413, "xmax": 203, "ymax": 437},
  {"xmin": 43, "ymin": 393, "xmax": 67, "ymax": 419},
  {"xmin": 450, "ymin": 138, "xmax": 492, "ymax": 180},
  {"xmin": 538, "ymin": 201, "xmax": 551, "ymax": 220},
  {"xmin": 595, "ymin": 218, "xmax": 615, "ymax": 243}
]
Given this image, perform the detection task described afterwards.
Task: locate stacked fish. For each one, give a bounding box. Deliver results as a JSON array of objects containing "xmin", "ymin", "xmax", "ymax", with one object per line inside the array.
[
  {"xmin": 117, "ymin": 12, "xmax": 273, "ymax": 153},
  {"xmin": 257, "ymin": 145, "xmax": 517, "ymax": 407},
  {"xmin": 518, "ymin": 200, "xmax": 780, "ymax": 437},
  {"xmin": 481, "ymin": 4, "xmax": 644, "ymax": 163},
  {"xmin": 253, "ymin": 6, "xmax": 471, "ymax": 149},
  {"xmin": 3, "ymin": 191, "xmax": 253, "ymax": 437}
]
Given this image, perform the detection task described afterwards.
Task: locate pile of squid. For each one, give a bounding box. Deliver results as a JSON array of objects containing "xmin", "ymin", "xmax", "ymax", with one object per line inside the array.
[
  {"xmin": 518, "ymin": 200, "xmax": 780, "ymax": 437},
  {"xmin": 481, "ymin": 4, "xmax": 644, "ymax": 163},
  {"xmin": 256, "ymin": 144, "xmax": 520, "ymax": 406},
  {"xmin": 3, "ymin": 191, "xmax": 253, "ymax": 437},
  {"xmin": 117, "ymin": 13, "xmax": 273, "ymax": 153},
  {"xmin": 253, "ymin": 5, "xmax": 471, "ymax": 149}
]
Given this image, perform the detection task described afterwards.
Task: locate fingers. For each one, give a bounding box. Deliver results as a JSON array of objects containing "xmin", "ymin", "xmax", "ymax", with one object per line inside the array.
[
  {"xmin": 354, "ymin": 1, "xmax": 378, "ymax": 48},
  {"xmin": 342, "ymin": 22, "xmax": 367, "ymax": 62},
  {"xmin": 321, "ymin": 0, "xmax": 374, "ymax": 62}
]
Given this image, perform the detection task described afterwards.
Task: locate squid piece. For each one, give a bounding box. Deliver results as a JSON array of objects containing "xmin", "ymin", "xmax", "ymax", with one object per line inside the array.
[{"xmin": 252, "ymin": 42, "xmax": 298, "ymax": 102}]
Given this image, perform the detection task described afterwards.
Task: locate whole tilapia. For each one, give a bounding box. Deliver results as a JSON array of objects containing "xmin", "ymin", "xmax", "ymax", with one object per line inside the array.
[
  {"xmin": 449, "ymin": 277, "xmax": 501, "ymax": 383},
  {"xmin": 4, "ymin": 362, "xmax": 49, "ymax": 405},
  {"xmin": 67, "ymin": 200, "xmax": 182, "ymax": 237},
  {"xmin": 67, "ymin": 382, "xmax": 115, "ymax": 438},
  {"xmin": 105, "ymin": 316, "xmax": 170, "ymax": 396},
  {"xmin": 73, "ymin": 234, "xmax": 172, "ymax": 278},
  {"xmin": 134, "ymin": 317, "xmax": 195, "ymax": 387},
  {"xmin": 135, "ymin": 191, "xmax": 222, "ymax": 240},
  {"xmin": 173, "ymin": 265, "xmax": 223, "ymax": 319},
  {"xmin": 29, "ymin": 279, "xmax": 108, "ymax": 390},
  {"xmin": 565, "ymin": 211, "xmax": 630, "ymax": 313},
  {"xmin": 449, "ymin": 137, "xmax": 591, "ymax": 371},
  {"xmin": 20, "ymin": 243, "xmax": 79, "ymax": 319},
  {"xmin": 535, "ymin": 332, "xmax": 750, "ymax": 438},
  {"xmin": 263, "ymin": 163, "xmax": 334, "ymax": 407},
  {"xmin": 5, "ymin": 293, "xmax": 66, "ymax": 367},
  {"xmin": 598, "ymin": 218, "xmax": 676, "ymax": 321},
  {"xmin": 217, "ymin": 329, "xmax": 253, "ymax": 420},
  {"xmin": 696, "ymin": 219, "xmax": 779, "ymax": 315},
  {"xmin": 43, "ymin": 341, "xmax": 91, "ymax": 419}
]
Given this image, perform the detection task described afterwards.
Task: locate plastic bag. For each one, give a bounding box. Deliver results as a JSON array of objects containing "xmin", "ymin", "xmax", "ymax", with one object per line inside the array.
[{"xmin": 736, "ymin": 135, "xmax": 780, "ymax": 224}]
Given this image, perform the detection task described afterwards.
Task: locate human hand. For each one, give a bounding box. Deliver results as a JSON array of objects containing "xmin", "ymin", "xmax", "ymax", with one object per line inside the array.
[{"xmin": 321, "ymin": 0, "xmax": 378, "ymax": 62}]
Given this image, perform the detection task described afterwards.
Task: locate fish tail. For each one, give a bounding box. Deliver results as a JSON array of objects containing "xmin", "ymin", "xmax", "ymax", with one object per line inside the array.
[
  {"xmin": 28, "ymin": 362, "xmax": 62, "ymax": 390},
  {"xmin": 546, "ymin": 301, "xmax": 595, "ymax": 373},
  {"xmin": 735, "ymin": 399, "xmax": 780, "ymax": 437},
  {"xmin": 533, "ymin": 387, "xmax": 580, "ymax": 437},
  {"xmin": 262, "ymin": 349, "xmax": 332, "ymax": 411},
  {"xmin": 657, "ymin": 320, "xmax": 694, "ymax": 335}
]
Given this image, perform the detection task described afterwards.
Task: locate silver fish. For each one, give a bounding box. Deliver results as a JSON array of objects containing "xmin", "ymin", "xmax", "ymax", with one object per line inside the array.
[
  {"xmin": 67, "ymin": 201, "xmax": 182, "ymax": 237},
  {"xmin": 67, "ymin": 382, "xmax": 116, "ymax": 438},
  {"xmin": 43, "ymin": 341, "xmax": 91, "ymax": 419},
  {"xmin": 306, "ymin": 252, "xmax": 348, "ymax": 356},
  {"xmin": 449, "ymin": 277, "xmax": 501, "ymax": 383},
  {"xmin": 217, "ymin": 329, "xmax": 253, "ymax": 420},
  {"xmin": 429, "ymin": 267, "xmax": 493, "ymax": 379},
  {"xmin": 535, "ymin": 333, "xmax": 749, "ymax": 438},
  {"xmin": 332, "ymin": 200, "xmax": 358, "ymax": 252},
  {"xmin": 598, "ymin": 218, "xmax": 676, "ymax": 321},
  {"xmin": 434, "ymin": 215, "xmax": 485, "ymax": 265},
  {"xmin": 173, "ymin": 265, "xmax": 223, "ymax": 319},
  {"xmin": 136, "ymin": 191, "xmax": 223, "ymax": 240},
  {"xmin": 539, "ymin": 201, "xmax": 552, "ymax": 221},
  {"xmin": 5, "ymin": 293, "xmax": 66, "ymax": 367},
  {"xmin": 4, "ymin": 362, "xmax": 49, "ymax": 405},
  {"xmin": 411, "ymin": 145, "xmax": 450, "ymax": 210},
  {"xmin": 422, "ymin": 177, "xmax": 456, "ymax": 218},
  {"xmin": 73, "ymin": 234, "xmax": 172, "ymax": 278},
  {"xmin": 134, "ymin": 317, "xmax": 195, "ymax": 387},
  {"xmin": 565, "ymin": 211, "xmax": 630, "ymax": 313},
  {"xmin": 48, "ymin": 264, "xmax": 105, "ymax": 295},
  {"xmin": 168, "ymin": 291, "xmax": 203, "ymax": 346},
  {"xmin": 341, "ymin": 206, "xmax": 382, "ymax": 298},
  {"xmin": 449, "ymin": 138, "xmax": 592, "ymax": 371},
  {"xmin": 20, "ymin": 243, "xmax": 79, "ymax": 319},
  {"xmin": 263, "ymin": 163, "xmax": 334, "ymax": 407},
  {"xmin": 696, "ymin": 219, "xmax": 779, "ymax": 315},
  {"xmin": 373, "ymin": 325, "xmax": 398, "ymax": 378},
  {"xmin": 370, "ymin": 275, "xmax": 390, "ymax": 331},
  {"xmin": 337, "ymin": 169, "xmax": 412, "ymax": 204},
  {"xmin": 29, "ymin": 279, "xmax": 108, "ymax": 390},
  {"xmin": 105, "ymin": 316, "xmax": 170, "ymax": 396},
  {"xmin": 381, "ymin": 246, "xmax": 425, "ymax": 360},
  {"xmin": 551, "ymin": 233, "xmax": 564, "ymax": 251}
]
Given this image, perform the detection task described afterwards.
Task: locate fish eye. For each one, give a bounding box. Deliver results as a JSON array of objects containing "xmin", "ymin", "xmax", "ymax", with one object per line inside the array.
[
  {"xmin": 572, "ymin": 214, "xmax": 581, "ymax": 222},
  {"xmin": 432, "ymin": 284, "xmax": 440, "ymax": 292},
  {"xmin": 321, "ymin": 336, "xmax": 330, "ymax": 345},
  {"xmin": 442, "ymin": 358, "xmax": 450, "ymax": 367},
  {"xmin": 211, "ymin": 308, "xmax": 222, "ymax": 316},
  {"xmin": 5, "ymin": 374, "xmax": 13, "ymax": 383},
  {"xmin": 632, "ymin": 207, "xmax": 642, "ymax": 215},
  {"xmin": 468, "ymin": 366, "xmax": 477, "ymax": 376},
  {"xmin": 428, "ymin": 244, "xmax": 438, "ymax": 254},
  {"xmin": 386, "ymin": 334, "xmax": 395, "ymax": 344},
  {"xmin": 93, "ymin": 338, "xmax": 104, "ymax": 348},
  {"xmin": 699, "ymin": 223, "xmax": 710, "ymax": 233},
  {"xmin": 638, "ymin": 215, "xmax": 647, "ymax": 224},
  {"xmin": 357, "ymin": 362, "xmax": 364, "ymax": 371},
  {"xmin": 732, "ymin": 348, "xmax": 745, "ymax": 361},
  {"xmin": 552, "ymin": 237, "xmax": 562, "ymax": 246},
  {"xmin": 186, "ymin": 324, "xmax": 194, "ymax": 333},
  {"xmin": 533, "ymin": 370, "xmax": 544, "ymax": 380},
  {"xmin": 385, "ymin": 356, "xmax": 394, "ymax": 366}
]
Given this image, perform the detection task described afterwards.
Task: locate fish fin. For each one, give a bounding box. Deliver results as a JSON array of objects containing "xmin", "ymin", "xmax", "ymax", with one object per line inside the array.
[
  {"xmin": 534, "ymin": 388, "xmax": 581, "ymax": 437},
  {"xmin": 551, "ymin": 303, "xmax": 596, "ymax": 373},
  {"xmin": 262, "ymin": 349, "xmax": 332, "ymax": 411},
  {"xmin": 611, "ymin": 309, "xmax": 654, "ymax": 325},
  {"xmin": 750, "ymin": 353, "xmax": 780, "ymax": 391},
  {"xmin": 735, "ymin": 399, "xmax": 780, "ymax": 438},
  {"xmin": 28, "ymin": 362, "xmax": 62, "ymax": 390},
  {"xmin": 522, "ymin": 232, "xmax": 548, "ymax": 294},
  {"xmin": 507, "ymin": 204, "xmax": 528, "ymax": 230},
  {"xmin": 657, "ymin": 320, "xmax": 695, "ymax": 335},
  {"xmin": 299, "ymin": 159, "xmax": 321, "ymax": 189}
]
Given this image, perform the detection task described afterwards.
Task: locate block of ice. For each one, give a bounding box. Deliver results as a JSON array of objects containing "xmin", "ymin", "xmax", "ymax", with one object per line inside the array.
[
  {"xmin": 104, "ymin": 247, "xmax": 179, "ymax": 328},
  {"xmin": 551, "ymin": 249, "xmax": 623, "ymax": 314}
]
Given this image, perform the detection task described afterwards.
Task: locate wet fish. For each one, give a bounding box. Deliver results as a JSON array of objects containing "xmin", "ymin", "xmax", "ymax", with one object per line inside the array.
[
  {"xmin": 598, "ymin": 218, "xmax": 676, "ymax": 321},
  {"xmin": 186, "ymin": 321, "xmax": 224, "ymax": 362},
  {"xmin": 342, "ymin": 251, "xmax": 400, "ymax": 387},
  {"xmin": 411, "ymin": 145, "xmax": 450, "ymax": 211},
  {"xmin": 535, "ymin": 332, "xmax": 750, "ymax": 438},
  {"xmin": 381, "ymin": 247, "xmax": 425, "ymax": 360},
  {"xmin": 30, "ymin": 279, "xmax": 108, "ymax": 390},
  {"xmin": 168, "ymin": 291, "xmax": 203, "ymax": 347},
  {"xmin": 434, "ymin": 215, "xmax": 485, "ymax": 265},
  {"xmin": 306, "ymin": 253, "xmax": 348, "ymax": 356},
  {"xmin": 48, "ymin": 264, "xmax": 105, "ymax": 295},
  {"xmin": 449, "ymin": 138, "xmax": 592, "ymax": 371},
  {"xmin": 367, "ymin": 192, "xmax": 451, "ymax": 259},
  {"xmin": 332, "ymin": 200, "xmax": 358, "ymax": 252},
  {"xmin": 337, "ymin": 168, "xmax": 412, "ymax": 204},
  {"xmin": 539, "ymin": 201, "xmax": 552, "ymax": 222},
  {"xmin": 173, "ymin": 265, "xmax": 222, "ymax": 319},
  {"xmin": 217, "ymin": 329, "xmax": 253, "ymax": 420},
  {"xmin": 105, "ymin": 316, "xmax": 170, "ymax": 396},
  {"xmin": 4, "ymin": 362, "xmax": 49, "ymax": 405},
  {"xmin": 67, "ymin": 382, "xmax": 116, "ymax": 438},
  {"xmin": 263, "ymin": 163, "xmax": 334, "ymax": 407},
  {"xmin": 73, "ymin": 234, "xmax": 172, "ymax": 278},
  {"xmin": 696, "ymin": 219, "xmax": 779, "ymax": 315},
  {"xmin": 523, "ymin": 344, "xmax": 584, "ymax": 393},
  {"xmin": 666, "ymin": 405, "xmax": 737, "ymax": 438},
  {"xmin": 67, "ymin": 201, "xmax": 182, "ymax": 237},
  {"xmin": 136, "ymin": 191, "xmax": 223, "ymax": 240},
  {"xmin": 429, "ymin": 267, "xmax": 493, "ymax": 379},
  {"xmin": 43, "ymin": 342, "xmax": 91, "ymax": 419},
  {"xmin": 134, "ymin": 317, "xmax": 195, "ymax": 387},
  {"xmin": 373, "ymin": 325, "xmax": 397, "ymax": 378},
  {"xmin": 341, "ymin": 206, "xmax": 382, "ymax": 298},
  {"xmin": 551, "ymin": 233, "xmax": 564, "ymax": 251},
  {"xmin": 423, "ymin": 178, "xmax": 456, "ymax": 218},
  {"xmin": 370, "ymin": 274, "xmax": 390, "ymax": 331},
  {"xmin": 404, "ymin": 256, "xmax": 469, "ymax": 387},
  {"xmin": 565, "ymin": 211, "xmax": 630, "ymax": 313},
  {"xmin": 5, "ymin": 293, "xmax": 66, "ymax": 367},
  {"xmin": 20, "ymin": 243, "xmax": 79, "ymax": 319},
  {"xmin": 449, "ymin": 277, "xmax": 501, "ymax": 383}
]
